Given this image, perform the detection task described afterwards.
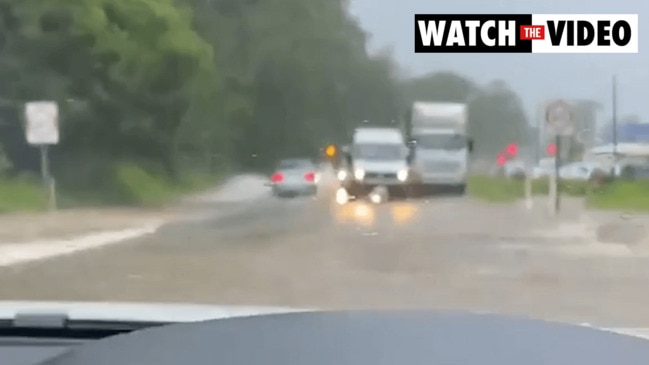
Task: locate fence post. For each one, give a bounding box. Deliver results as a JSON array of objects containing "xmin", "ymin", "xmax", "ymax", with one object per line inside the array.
[{"xmin": 524, "ymin": 166, "xmax": 532, "ymax": 210}]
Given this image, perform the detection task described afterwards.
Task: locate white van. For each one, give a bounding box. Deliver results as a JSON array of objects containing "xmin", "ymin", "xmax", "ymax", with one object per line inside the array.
[{"xmin": 340, "ymin": 127, "xmax": 410, "ymax": 199}]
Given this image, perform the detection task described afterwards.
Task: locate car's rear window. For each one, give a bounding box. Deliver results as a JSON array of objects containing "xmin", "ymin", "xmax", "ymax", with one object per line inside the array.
[{"xmin": 278, "ymin": 159, "xmax": 313, "ymax": 170}]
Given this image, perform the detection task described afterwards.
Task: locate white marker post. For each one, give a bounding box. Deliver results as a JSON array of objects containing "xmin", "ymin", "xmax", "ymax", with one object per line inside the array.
[
  {"xmin": 544, "ymin": 99, "xmax": 574, "ymax": 216},
  {"xmin": 25, "ymin": 101, "xmax": 59, "ymax": 211},
  {"xmin": 524, "ymin": 164, "xmax": 532, "ymax": 210},
  {"xmin": 523, "ymin": 147, "xmax": 533, "ymax": 210},
  {"xmin": 548, "ymin": 171, "xmax": 557, "ymax": 215}
]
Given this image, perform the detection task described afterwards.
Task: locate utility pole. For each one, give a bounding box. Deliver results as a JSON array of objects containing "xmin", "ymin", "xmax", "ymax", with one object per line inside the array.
[
  {"xmin": 612, "ymin": 75, "xmax": 618, "ymax": 156},
  {"xmin": 535, "ymin": 103, "xmax": 541, "ymax": 163},
  {"xmin": 612, "ymin": 75, "xmax": 618, "ymax": 178}
]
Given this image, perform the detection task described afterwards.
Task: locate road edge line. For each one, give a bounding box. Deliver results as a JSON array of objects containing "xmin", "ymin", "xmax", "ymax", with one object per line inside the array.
[{"xmin": 0, "ymin": 221, "xmax": 165, "ymax": 267}]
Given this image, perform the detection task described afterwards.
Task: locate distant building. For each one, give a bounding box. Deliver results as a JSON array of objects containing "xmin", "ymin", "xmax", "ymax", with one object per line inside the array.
[{"xmin": 600, "ymin": 122, "xmax": 649, "ymax": 144}]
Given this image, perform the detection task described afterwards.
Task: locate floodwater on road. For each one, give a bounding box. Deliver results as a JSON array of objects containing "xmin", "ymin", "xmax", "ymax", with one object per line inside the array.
[{"xmin": 1, "ymin": 180, "xmax": 649, "ymax": 328}]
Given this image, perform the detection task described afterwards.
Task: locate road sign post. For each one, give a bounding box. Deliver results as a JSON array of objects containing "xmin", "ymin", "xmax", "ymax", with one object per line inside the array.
[
  {"xmin": 544, "ymin": 99, "xmax": 574, "ymax": 216},
  {"xmin": 24, "ymin": 101, "xmax": 59, "ymax": 211},
  {"xmin": 553, "ymin": 135, "xmax": 561, "ymax": 212}
]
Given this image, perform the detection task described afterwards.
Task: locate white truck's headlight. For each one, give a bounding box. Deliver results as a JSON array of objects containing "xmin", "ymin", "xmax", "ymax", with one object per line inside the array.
[
  {"xmin": 354, "ymin": 168, "xmax": 365, "ymax": 180},
  {"xmin": 397, "ymin": 169, "xmax": 408, "ymax": 181},
  {"xmin": 337, "ymin": 170, "xmax": 347, "ymax": 181}
]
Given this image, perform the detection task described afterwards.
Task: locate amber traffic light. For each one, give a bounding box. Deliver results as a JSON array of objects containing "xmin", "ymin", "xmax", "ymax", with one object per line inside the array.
[{"xmin": 325, "ymin": 144, "xmax": 336, "ymax": 157}]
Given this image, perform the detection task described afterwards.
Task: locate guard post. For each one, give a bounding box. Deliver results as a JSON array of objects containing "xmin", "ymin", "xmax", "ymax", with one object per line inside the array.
[{"xmin": 24, "ymin": 101, "xmax": 59, "ymax": 211}]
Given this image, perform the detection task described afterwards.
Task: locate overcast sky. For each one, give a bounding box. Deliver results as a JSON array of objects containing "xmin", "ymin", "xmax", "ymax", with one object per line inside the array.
[{"xmin": 348, "ymin": 0, "xmax": 646, "ymax": 126}]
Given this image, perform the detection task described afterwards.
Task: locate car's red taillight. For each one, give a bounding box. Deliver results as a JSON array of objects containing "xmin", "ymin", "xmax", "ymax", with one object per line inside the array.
[
  {"xmin": 271, "ymin": 172, "xmax": 283, "ymax": 183},
  {"xmin": 304, "ymin": 172, "xmax": 315, "ymax": 182}
]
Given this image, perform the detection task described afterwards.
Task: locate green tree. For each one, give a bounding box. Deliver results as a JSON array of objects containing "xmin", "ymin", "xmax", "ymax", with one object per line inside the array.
[
  {"xmin": 0, "ymin": 0, "xmax": 536, "ymax": 207},
  {"xmin": 468, "ymin": 80, "xmax": 529, "ymax": 157},
  {"xmin": 180, "ymin": 0, "xmax": 403, "ymax": 169},
  {"xmin": 0, "ymin": 0, "xmax": 216, "ymax": 180}
]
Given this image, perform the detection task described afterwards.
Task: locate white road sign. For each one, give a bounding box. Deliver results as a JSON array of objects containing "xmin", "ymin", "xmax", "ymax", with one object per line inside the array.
[
  {"xmin": 545, "ymin": 99, "xmax": 574, "ymax": 136},
  {"xmin": 25, "ymin": 101, "xmax": 59, "ymax": 145}
]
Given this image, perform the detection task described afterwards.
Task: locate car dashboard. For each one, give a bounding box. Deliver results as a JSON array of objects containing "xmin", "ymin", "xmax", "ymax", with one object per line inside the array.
[
  {"xmin": 1, "ymin": 337, "xmax": 83, "ymax": 365},
  {"xmin": 1, "ymin": 311, "xmax": 649, "ymax": 365},
  {"xmin": 0, "ymin": 318, "xmax": 168, "ymax": 365}
]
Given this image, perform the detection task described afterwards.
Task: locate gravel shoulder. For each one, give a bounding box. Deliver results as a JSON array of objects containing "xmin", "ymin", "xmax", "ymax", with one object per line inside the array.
[
  {"xmin": 0, "ymin": 174, "xmax": 270, "ymax": 243},
  {"xmin": 0, "ymin": 208, "xmax": 173, "ymax": 243}
]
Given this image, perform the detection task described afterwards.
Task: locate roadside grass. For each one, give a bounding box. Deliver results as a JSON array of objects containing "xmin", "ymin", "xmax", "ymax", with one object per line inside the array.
[
  {"xmin": 11, "ymin": 167, "xmax": 649, "ymax": 212},
  {"xmin": 26, "ymin": 161, "xmax": 227, "ymax": 211},
  {"xmin": 117, "ymin": 163, "xmax": 221, "ymax": 205},
  {"xmin": 0, "ymin": 174, "xmax": 47, "ymax": 213},
  {"xmin": 467, "ymin": 176, "xmax": 523, "ymax": 203},
  {"xmin": 585, "ymin": 180, "xmax": 649, "ymax": 212},
  {"xmin": 470, "ymin": 175, "xmax": 649, "ymax": 211},
  {"xmin": 466, "ymin": 176, "xmax": 587, "ymax": 202}
]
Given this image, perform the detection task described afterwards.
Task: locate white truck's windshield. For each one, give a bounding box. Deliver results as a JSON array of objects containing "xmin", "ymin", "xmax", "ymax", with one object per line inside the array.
[
  {"xmin": 353, "ymin": 144, "xmax": 403, "ymax": 160},
  {"xmin": 414, "ymin": 134, "xmax": 467, "ymax": 150}
]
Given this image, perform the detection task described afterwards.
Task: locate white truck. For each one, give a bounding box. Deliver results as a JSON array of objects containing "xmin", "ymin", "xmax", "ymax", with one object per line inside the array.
[
  {"xmin": 405, "ymin": 101, "xmax": 473, "ymax": 195},
  {"xmin": 339, "ymin": 127, "xmax": 411, "ymax": 202}
]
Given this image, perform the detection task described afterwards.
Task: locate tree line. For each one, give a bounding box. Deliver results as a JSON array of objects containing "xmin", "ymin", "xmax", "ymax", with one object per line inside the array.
[{"xmin": 0, "ymin": 0, "xmax": 530, "ymax": 196}]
